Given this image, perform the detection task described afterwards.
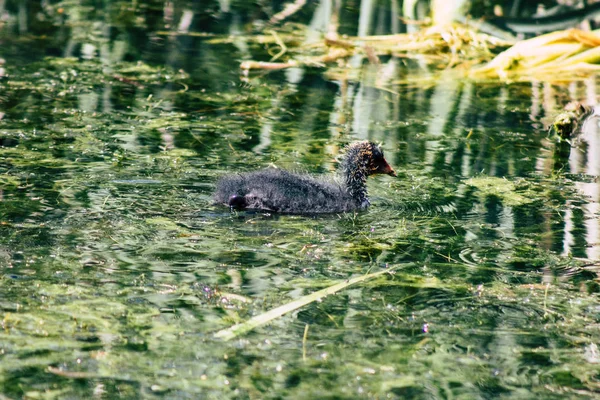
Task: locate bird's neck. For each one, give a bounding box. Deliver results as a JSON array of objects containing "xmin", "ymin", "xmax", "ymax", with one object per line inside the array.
[{"xmin": 342, "ymin": 159, "xmax": 369, "ymax": 208}]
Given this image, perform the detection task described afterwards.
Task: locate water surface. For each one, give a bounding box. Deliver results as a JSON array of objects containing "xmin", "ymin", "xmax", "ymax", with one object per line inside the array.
[{"xmin": 1, "ymin": 2, "xmax": 600, "ymax": 399}]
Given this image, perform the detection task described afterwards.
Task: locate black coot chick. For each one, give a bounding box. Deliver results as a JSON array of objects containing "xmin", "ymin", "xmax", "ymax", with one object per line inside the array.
[{"xmin": 214, "ymin": 141, "xmax": 396, "ymax": 214}]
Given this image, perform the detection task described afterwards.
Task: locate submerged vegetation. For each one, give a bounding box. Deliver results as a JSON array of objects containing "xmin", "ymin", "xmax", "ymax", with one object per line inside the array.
[
  {"xmin": 550, "ymin": 101, "xmax": 596, "ymax": 141},
  {"xmin": 1, "ymin": 0, "xmax": 600, "ymax": 398}
]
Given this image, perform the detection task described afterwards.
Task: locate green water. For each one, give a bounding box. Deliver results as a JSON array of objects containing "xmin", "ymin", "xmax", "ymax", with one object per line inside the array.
[{"xmin": 1, "ymin": 1, "xmax": 600, "ymax": 399}]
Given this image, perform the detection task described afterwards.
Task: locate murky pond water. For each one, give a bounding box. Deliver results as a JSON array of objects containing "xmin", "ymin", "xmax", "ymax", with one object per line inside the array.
[{"xmin": 2, "ymin": 2, "xmax": 600, "ymax": 399}]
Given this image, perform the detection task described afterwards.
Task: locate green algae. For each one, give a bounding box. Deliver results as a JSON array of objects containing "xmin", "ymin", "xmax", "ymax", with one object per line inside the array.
[
  {"xmin": 466, "ymin": 176, "xmax": 534, "ymax": 206},
  {"xmin": 0, "ymin": 2, "xmax": 599, "ymax": 399}
]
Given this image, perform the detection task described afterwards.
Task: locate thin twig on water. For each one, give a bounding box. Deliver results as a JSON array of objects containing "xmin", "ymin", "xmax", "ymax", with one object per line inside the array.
[{"xmin": 214, "ymin": 263, "xmax": 413, "ymax": 341}]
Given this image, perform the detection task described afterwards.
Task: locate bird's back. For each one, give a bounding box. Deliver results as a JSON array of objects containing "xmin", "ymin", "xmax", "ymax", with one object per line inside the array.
[{"xmin": 214, "ymin": 169, "xmax": 358, "ymax": 213}]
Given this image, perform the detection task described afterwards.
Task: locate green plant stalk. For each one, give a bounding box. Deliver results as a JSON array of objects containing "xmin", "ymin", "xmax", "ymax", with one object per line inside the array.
[{"xmin": 214, "ymin": 263, "xmax": 414, "ymax": 341}]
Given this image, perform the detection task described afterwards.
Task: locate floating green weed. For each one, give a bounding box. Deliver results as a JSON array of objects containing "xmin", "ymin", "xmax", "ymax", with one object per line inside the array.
[{"xmin": 466, "ymin": 176, "xmax": 534, "ymax": 206}]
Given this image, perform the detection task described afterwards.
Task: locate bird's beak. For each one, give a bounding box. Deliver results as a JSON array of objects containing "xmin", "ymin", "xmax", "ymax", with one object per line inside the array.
[{"xmin": 378, "ymin": 160, "xmax": 396, "ymax": 177}]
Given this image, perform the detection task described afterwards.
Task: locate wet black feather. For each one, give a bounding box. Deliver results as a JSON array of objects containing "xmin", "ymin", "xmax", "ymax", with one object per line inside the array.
[{"xmin": 213, "ymin": 141, "xmax": 391, "ymax": 214}]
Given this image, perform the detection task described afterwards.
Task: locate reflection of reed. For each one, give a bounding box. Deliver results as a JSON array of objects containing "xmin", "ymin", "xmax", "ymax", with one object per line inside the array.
[
  {"xmin": 571, "ymin": 116, "xmax": 600, "ymax": 260},
  {"xmin": 541, "ymin": 77, "xmax": 600, "ymax": 261},
  {"xmin": 334, "ymin": 58, "xmax": 600, "ymax": 265},
  {"xmin": 11, "ymin": 0, "xmax": 600, "ymax": 265}
]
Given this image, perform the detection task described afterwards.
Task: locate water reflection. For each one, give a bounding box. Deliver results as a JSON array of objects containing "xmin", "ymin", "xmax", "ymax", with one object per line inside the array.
[
  {"xmin": 565, "ymin": 110, "xmax": 600, "ymax": 260},
  {"xmin": 3, "ymin": 1, "xmax": 600, "ymax": 398}
]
